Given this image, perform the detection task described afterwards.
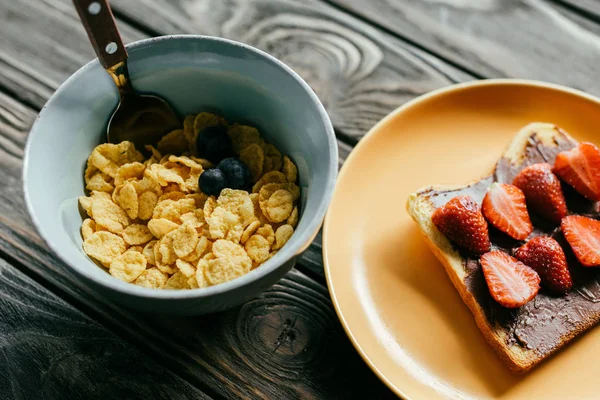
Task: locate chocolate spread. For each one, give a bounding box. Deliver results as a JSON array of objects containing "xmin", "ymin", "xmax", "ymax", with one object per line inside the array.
[{"xmin": 419, "ymin": 130, "xmax": 600, "ymax": 357}]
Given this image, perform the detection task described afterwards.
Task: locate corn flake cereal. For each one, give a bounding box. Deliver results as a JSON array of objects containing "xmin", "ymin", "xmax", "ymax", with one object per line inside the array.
[
  {"xmin": 172, "ymin": 224, "xmax": 199, "ymax": 257},
  {"xmin": 227, "ymin": 124, "xmax": 263, "ymax": 153},
  {"xmin": 157, "ymin": 129, "xmax": 188, "ymax": 154},
  {"xmin": 282, "ymin": 156, "xmax": 297, "ymax": 183},
  {"xmin": 122, "ymin": 224, "xmax": 154, "ymax": 245},
  {"xmin": 109, "ymin": 250, "xmax": 147, "ymax": 282},
  {"xmin": 252, "ymin": 171, "xmax": 286, "ymax": 193},
  {"xmin": 138, "ymin": 191, "xmax": 158, "ymax": 220},
  {"xmin": 239, "ymin": 143, "xmax": 264, "ymax": 182},
  {"xmin": 241, "ymin": 220, "xmax": 261, "ymax": 245},
  {"xmin": 80, "ymin": 111, "xmax": 300, "ymax": 289},
  {"xmin": 176, "ymin": 259, "xmax": 196, "ymax": 277},
  {"xmin": 147, "ymin": 218, "xmax": 179, "ymax": 238},
  {"xmin": 81, "ymin": 218, "xmax": 96, "ymax": 240},
  {"xmin": 266, "ymin": 189, "xmax": 293, "ymax": 223},
  {"xmin": 83, "ymin": 231, "xmax": 126, "ymax": 267},
  {"xmin": 245, "ymin": 234, "xmax": 271, "ymax": 265},
  {"xmin": 92, "ymin": 198, "xmax": 130, "ymax": 234},
  {"xmin": 283, "ymin": 202, "xmax": 296, "ymax": 223},
  {"xmin": 135, "ymin": 267, "xmax": 168, "ymax": 289},
  {"xmin": 115, "ymin": 162, "xmax": 145, "ymax": 186},
  {"xmin": 273, "ymin": 224, "xmax": 294, "ymax": 250},
  {"xmin": 165, "ymin": 271, "xmax": 191, "ymax": 289},
  {"xmin": 114, "ymin": 182, "xmax": 138, "ymax": 219}
]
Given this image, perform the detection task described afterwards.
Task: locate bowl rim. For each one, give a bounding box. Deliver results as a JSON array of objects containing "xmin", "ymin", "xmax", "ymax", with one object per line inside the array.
[{"xmin": 23, "ymin": 34, "xmax": 338, "ymax": 300}]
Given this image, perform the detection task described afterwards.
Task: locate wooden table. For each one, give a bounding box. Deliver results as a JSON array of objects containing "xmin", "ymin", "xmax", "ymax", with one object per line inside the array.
[{"xmin": 1, "ymin": 0, "xmax": 599, "ymax": 398}]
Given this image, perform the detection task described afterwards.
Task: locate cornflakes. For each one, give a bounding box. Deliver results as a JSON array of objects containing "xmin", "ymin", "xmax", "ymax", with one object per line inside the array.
[
  {"xmin": 115, "ymin": 162, "xmax": 145, "ymax": 186},
  {"xmin": 122, "ymin": 224, "xmax": 154, "ymax": 245},
  {"xmin": 239, "ymin": 143, "xmax": 264, "ymax": 182},
  {"xmin": 266, "ymin": 189, "xmax": 293, "ymax": 223},
  {"xmin": 80, "ymin": 111, "xmax": 301, "ymax": 289},
  {"xmin": 109, "ymin": 250, "xmax": 147, "ymax": 282},
  {"xmin": 287, "ymin": 206, "xmax": 299, "ymax": 228},
  {"xmin": 241, "ymin": 220, "xmax": 261, "ymax": 244},
  {"xmin": 138, "ymin": 191, "xmax": 158, "ymax": 220},
  {"xmin": 147, "ymin": 218, "xmax": 179, "ymax": 238},
  {"xmin": 83, "ymin": 231, "xmax": 126, "ymax": 267},
  {"xmin": 176, "ymin": 259, "xmax": 196, "ymax": 277},
  {"xmin": 165, "ymin": 271, "xmax": 190, "ymax": 289},
  {"xmin": 157, "ymin": 129, "xmax": 188, "ymax": 154},
  {"xmin": 134, "ymin": 267, "xmax": 168, "ymax": 288},
  {"xmin": 245, "ymin": 235, "xmax": 270, "ymax": 264},
  {"xmin": 92, "ymin": 198, "xmax": 130, "ymax": 234},
  {"xmin": 114, "ymin": 182, "xmax": 138, "ymax": 219},
  {"xmin": 172, "ymin": 224, "xmax": 199, "ymax": 257},
  {"xmin": 227, "ymin": 124, "xmax": 262, "ymax": 153},
  {"xmin": 81, "ymin": 218, "xmax": 96, "ymax": 240},
  {"xmin": 273, "ymin": 224, "xmax": 294, "ymax": 250},
  {"xmin": 282, "ymin": 156, "xmax": 297, "ymax": 183}
]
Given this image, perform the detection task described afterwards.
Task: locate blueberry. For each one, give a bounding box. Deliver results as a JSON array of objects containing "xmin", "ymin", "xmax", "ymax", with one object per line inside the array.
[
  {"xmin": 217, "ymin": 158, "xmax": 251, "ymax": 190},
  {"xmin": 199, "ymin": 168, "xmax": 227, "ymax": 196},
  {"xmin": 195, "ymin": 125, "xmax": 233, "ymax": 163}
]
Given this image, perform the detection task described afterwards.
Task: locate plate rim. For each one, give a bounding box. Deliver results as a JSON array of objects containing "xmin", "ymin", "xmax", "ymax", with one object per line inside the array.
[{"xmin": 322, "ymin": 78, "xmax": 600, "ymax": 399}]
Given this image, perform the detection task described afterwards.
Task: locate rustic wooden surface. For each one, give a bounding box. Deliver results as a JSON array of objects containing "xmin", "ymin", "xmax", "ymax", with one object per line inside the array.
[{"xmin": 0, "ymin": 0, "xmax": 598, "ymax": 398}]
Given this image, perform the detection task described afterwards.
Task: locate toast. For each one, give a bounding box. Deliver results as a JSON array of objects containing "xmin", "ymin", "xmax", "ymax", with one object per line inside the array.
[{"xmin": 406, "ymin": 123, "xmax": 600, "ymax": 373}]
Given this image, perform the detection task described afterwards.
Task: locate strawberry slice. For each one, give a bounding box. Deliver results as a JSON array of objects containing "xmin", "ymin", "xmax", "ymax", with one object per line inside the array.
[
  {"xmin": 553, "ymin": 142, "xmax": 600, "ymax": 201},
  {"xmin": 432, "ymin": 195, "xmax": 491, "ymax": 255},
  {"xmin": 480, "ymin": 251, "xmax": 541, "ymax": 308},
  {"xmin": 512, "ymin": 163, "xmax": 568, "ymax": 224},
  {"xmin": 482, "ymin": 183, "xmax": 533, "ymax": 240},
  {"xmin": 561, "ymin": 215, "xmax": 600, "ymax": 266},
  {"xmin": 514, "ymin": 236, "xmax": 572, "ymax": 294}
]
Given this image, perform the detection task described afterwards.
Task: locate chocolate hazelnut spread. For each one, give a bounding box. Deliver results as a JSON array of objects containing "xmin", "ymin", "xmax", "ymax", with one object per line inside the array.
[{"xmin": 419, "ymin": 131, "xmax": 600, "ymax": 357}]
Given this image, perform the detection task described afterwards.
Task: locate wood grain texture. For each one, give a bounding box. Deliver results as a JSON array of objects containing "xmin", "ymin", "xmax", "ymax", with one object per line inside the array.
[
  {"xmin": 329, "ymin": 0, "xmax": 600, "ymax": 93},
  {"xmin": 0, "ymin": 1, "xmax": 401, "ymax": 396},
  {"xmin": 0, "ymin": 69, "xmax": 395, "ymax": 399},
  {"xmin": 109, "ymin": 0, "xmax": 473, "ymax": 139},
  {"xmin": 0, "ymin": 256, "xmax": 211, "ymax": 400}
]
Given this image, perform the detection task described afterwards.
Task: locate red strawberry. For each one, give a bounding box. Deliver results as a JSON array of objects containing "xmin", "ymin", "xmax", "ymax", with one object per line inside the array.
[
  {"xmin": 512, "ymin": 163, "xmax": 568, "ymax": 224},
  {"xmin": 514, "ymin": 236, "xmax": 572, "ymax": 294},
  {"xmin": 432, "ymin": 196, "xmax": 491, "ymax": 255},
  {"xmin": 553, "ymin": 142, "xmax": 600, "ymax": 201},
  {"xmin": 480, "ymin": 251, "xmax": 540, "ymax": 308},
  {"xmin": 482, "ymin": 183, "xmax": 533, "ymax": 240},
  {"xmin": 561, "ymin": 215, "xmax": 600, "ymax": 266}
]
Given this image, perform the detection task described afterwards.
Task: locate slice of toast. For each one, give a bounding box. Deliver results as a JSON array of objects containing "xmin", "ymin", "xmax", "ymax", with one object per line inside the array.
[{"xmin": 406, "ymin": 123, "xmax": 600, "ymax": 373}]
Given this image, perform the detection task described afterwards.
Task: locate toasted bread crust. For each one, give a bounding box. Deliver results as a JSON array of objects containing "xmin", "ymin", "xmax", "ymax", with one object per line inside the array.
[{"xmin": 405, "ymin": 123, "xmax": 581, "ymax": 373}]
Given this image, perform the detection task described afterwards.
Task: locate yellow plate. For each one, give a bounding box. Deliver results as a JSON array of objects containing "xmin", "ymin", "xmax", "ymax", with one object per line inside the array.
[{"xmin": 323, "ymin": 79, "xmax": 600, "ymax": 399}]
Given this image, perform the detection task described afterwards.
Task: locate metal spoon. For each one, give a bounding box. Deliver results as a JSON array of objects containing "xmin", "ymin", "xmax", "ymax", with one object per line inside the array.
[{"xmin": 73, "ymin": 0, "xmax": 180, "ymax": 149}]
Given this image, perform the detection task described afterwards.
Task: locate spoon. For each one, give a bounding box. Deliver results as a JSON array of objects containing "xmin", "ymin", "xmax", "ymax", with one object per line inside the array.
[{"xmin": 73, "ymin": 0, "xmax": 180, "ymax": 149}]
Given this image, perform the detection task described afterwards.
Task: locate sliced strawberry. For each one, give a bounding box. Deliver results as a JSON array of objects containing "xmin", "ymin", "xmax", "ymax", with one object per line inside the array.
[
  {"xmin": 512, "ymin": 163, "xmax": 568, "ymax": 224},
  {"xmin": 514, "ymin": 236, "xmax": 572, "ymax": 294},
  {"xmin": 480, "ymin": 250, "xmax": 540, "ymax": 308},
  {"xmin": 432, "ymin": 195, "xmax": 491, "ymax": 255},
  {"xmin": 482, "ymin": 183, "xmax": 533, "ymax": 240},
  {"xmin": 561, "ymin": 215, "xmax": 600, "ymax": 266},
  {"xmin": 553, "ymin": 142, "xmax": 600, "ymax": 201}
]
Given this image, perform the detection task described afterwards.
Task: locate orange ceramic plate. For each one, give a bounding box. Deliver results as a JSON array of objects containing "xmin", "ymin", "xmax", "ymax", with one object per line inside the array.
[{"xmin": 323, "ymin": 79, "xmax": 600, "ymax": 399}]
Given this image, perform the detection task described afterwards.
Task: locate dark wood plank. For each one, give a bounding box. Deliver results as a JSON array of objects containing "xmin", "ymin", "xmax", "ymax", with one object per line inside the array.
[
  {"xmin": 0, "ymin": 256, "xmax": 211, "ymax": 400},
  {"xmin": 327, "ymin": 0, "xmax": 600, "ymax": 94},
  {"xmin": 2, "ymin": 0, "xmax": 472, "ymax": 140}
]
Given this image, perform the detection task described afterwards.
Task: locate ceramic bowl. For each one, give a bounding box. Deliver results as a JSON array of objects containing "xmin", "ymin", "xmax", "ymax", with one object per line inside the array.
[{"xmin": 23, "ymin": 35, "xmax": 337, "ymax": 315}]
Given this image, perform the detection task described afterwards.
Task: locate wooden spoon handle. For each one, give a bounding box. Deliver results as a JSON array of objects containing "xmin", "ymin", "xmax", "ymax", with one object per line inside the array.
[{"xmin": 73, "ymin": 0, "xmax": 128, "ymax": 69}]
